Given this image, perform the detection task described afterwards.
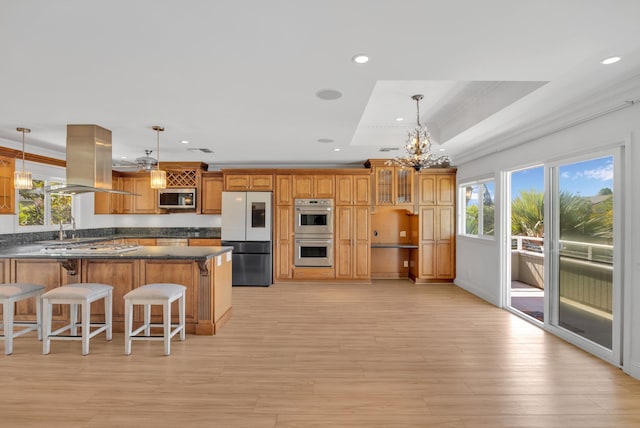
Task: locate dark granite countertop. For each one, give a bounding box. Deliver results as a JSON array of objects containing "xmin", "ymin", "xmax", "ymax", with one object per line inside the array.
[{"xmin": 2, "ymin": 245, "xmax": 232, "ymax": 260}]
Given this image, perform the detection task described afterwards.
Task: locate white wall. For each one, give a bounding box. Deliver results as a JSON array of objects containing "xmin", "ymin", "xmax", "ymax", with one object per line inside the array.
[{"xmin": 454, "ymin": 103, "xmax": 640, "ymax": 379}]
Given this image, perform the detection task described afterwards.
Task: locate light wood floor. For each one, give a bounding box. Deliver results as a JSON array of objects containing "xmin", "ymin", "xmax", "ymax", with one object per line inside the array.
[{"xmin": 2, "ymin": 280, "xmax": 640, "ymax": 427}]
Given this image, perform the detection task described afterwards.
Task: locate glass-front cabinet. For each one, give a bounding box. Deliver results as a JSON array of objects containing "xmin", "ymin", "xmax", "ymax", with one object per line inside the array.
[{"xmin": 366, "ymin": 160, "xmax": 414, "ymax": 207}]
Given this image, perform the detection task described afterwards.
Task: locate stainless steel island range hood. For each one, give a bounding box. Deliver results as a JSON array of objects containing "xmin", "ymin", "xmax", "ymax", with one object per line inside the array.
[{"xmin": 50, "ymin": 124, "xmax": 136, "ymax": 195}]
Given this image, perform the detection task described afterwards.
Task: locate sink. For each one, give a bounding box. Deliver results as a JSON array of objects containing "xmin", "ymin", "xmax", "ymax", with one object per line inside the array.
[{"xmin": 37, "ymin": 237, "xmax": 107, "ymax": 246}]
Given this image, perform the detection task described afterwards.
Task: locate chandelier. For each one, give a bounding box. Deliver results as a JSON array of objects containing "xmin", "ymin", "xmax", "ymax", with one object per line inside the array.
[
  {"xmin": 14, "ymin": 127, "xmax": 33, "ymax": 189},
  {"xmin": 149, "ymin": 125, "xmax": 167, "ymax": 189},
  {"xmin": 387, "ymin": 94, "xmax": 452, "ymax": 171}
]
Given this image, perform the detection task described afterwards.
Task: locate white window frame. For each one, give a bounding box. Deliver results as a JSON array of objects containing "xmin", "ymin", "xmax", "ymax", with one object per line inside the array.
[
  {"xmin": 15, "ymin": 161, "xmax": 72, "ymax": 231},
  {"xmin": 459, "ymin": 177, "xmax": 495, "ymax": 239}
]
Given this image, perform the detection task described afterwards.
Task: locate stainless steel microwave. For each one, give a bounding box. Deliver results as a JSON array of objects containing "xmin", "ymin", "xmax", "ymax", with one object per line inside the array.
[{"xmin": 158, "ymin": 188, "xmax": 196, "ymax": 209}]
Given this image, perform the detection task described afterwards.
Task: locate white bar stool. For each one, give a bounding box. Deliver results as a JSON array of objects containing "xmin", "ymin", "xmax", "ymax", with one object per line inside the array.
[
  {"xmin": 124, "ymin": 283, "xmax": 186, "ymax": 356},
  {"xmin": 42, "ymin": 283, "xmax": 113, "ymax": 355},
  {"xmin": 0, "ymin": 283, "xmax": 46, "ymax": 355}
]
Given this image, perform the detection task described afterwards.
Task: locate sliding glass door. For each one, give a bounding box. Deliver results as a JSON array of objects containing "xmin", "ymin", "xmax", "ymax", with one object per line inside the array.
[{"xmin": 548, "ymin": 151, "xmax": 621, "ymax": 364}]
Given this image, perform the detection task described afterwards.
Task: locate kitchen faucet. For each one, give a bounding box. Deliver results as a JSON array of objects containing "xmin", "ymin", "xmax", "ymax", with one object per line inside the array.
[{"xmin": 58, "ymin": 216, "xmax": 76, "ymax": 240}]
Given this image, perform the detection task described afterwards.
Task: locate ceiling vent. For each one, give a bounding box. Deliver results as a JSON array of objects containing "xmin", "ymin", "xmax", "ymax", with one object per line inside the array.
[
  {"xmin": 379, "ymin": 147, "xmax": 400, "ymax": 152},
  {"xmin": 187, "ymin": 148, "xmax": 214, "ymax": 154}
]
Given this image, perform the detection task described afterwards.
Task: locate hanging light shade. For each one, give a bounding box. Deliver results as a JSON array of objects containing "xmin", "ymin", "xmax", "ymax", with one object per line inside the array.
[
  {"xmin": 149, "ymin": 125, "xmax": 166, "ymax": 189},
  {"xmin": 14, "ymin": 127, "xmax": 33, "ymax": 189},
  {"xmin": 387, "ymin": 94, "xmax": 452, "ymax": 171}
]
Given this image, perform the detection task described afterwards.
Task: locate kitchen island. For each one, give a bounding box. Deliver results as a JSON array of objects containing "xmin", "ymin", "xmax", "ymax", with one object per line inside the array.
[{"xmin": 0, "ymin": 245, "xmax": 233, "ymax": 335}]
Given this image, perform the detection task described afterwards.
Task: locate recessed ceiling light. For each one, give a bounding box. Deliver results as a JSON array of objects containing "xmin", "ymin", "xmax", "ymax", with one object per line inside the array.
[
  {"xmin": 180, "ymin": 140, "xmax": 189, "ymax": 144},
  {"xmin": 396, "ymin": 117, "xmax": 404, "ymax": 122},
  {"xmin": 601, "ymin": 56, "xmax": 621, "ymax": 65},
  {"xmin": 121, "ymin": 156, "xmax": 127, "ymax": 159},
  {"xmin": 352, "ymin": 54, "xmax": 369, "ymax": 64},
  {"xmin": 333, "ymin": 148, "xmax": 341, "ymax": 152},
  {"xmin": 315, "ymin": 89, "xmax": 342, "ymax": 100},
  {"xmin": 317, "ymin": 138, "xmax": 334, "ymax": 143},
  {"xmin": 439, "ymin": 148, "xmax": 446, "ymax": 152}
]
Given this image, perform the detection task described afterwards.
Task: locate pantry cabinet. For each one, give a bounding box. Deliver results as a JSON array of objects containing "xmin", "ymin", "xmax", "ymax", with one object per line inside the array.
[{"xmin": 335, "ymin": 205, "xmax": 370, "ymax": 280}]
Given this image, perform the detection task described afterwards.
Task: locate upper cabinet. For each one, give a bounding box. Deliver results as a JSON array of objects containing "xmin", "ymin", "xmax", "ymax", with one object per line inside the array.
[
  {"xmin": 223, "ymin": 173, "xmax": 273, "ymax": 191},
  {"xmin": 292, "ymin": 174, "xmax": 334, "ymax": 198},
  {"xmin": 417, "ymin": 172, "xmax": 456, "ymax": 205},
  {"xmin": 200, "ymin": 172, "xmax": 223, "ymax": 214},
  {"xmin": 94, "ymin": 174, "xmax": 122, "ymax": 214},
  {"xmin": 335, "ymin": 174, "xmax": 371, "ymax": 206},
  {"xmin": 0, "ymin": 155, "xmax": 15, "ymax": 214},
  {"xmin": 365, "ymin": 160, "xmax": 414, "ymax": 207},
  {"xmin": 122, "ymin": 174, "xmax": 159, "ymax": 214},
  {"xmin": 275, "ymin": 175, "xmax": 292, "ymax": 205}
]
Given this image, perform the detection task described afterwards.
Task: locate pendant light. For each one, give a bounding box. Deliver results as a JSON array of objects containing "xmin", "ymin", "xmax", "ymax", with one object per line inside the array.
[
  {"xmin": 149, "ymin": 125, "xmax": 167, "ymax": 189},
  {"xmin": 14, "ymin": 127, "xmax": 33, "ymax": 189},
  {"xmin": 387, "ymin": 95, "xmax": 452, "ymax": 171}
]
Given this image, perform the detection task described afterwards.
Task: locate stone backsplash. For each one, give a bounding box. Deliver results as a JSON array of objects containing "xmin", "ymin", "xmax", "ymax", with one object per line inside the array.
[{"xmin": 0, "ymin": 227, "xmax": 221, "ymax": 247}]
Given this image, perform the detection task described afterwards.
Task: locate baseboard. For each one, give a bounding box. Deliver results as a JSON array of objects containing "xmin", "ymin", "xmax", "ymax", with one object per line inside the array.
[
  {"xmin": 624, "ymin": 360, "xmax": 640, "ymax": 381},
  {"xmin": 454, "ymin": 277, "xmax": 500, "ymax": 306}
]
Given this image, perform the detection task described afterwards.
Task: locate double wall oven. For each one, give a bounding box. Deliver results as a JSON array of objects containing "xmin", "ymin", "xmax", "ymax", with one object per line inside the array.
[{"xmin": 294, "ymin": 198, "xmax": 333, "ymax": 267}]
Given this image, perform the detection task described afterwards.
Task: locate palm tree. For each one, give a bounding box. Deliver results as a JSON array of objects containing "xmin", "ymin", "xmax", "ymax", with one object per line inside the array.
[{"xmin": 512, "ymin": 190, "xmax": 544, "ymax": 237}]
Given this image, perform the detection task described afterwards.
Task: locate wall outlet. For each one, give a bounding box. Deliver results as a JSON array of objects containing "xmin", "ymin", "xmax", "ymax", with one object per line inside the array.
[
  {"xmin": 399, "ymin": 230, "xmax": 407, "ymax": 237},
  {"xmin": 403, "ymin": 260, "xmax": 409, "ymax": 268}
]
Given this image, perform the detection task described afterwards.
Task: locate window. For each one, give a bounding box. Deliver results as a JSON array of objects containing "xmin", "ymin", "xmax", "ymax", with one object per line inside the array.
[
  {"xmin": 460, "ymin": 179, "xmax": 495, "ymax": 237},
  {"xmin": 18, "ymin": 179, "xmax": 72, "ymax": 227}
]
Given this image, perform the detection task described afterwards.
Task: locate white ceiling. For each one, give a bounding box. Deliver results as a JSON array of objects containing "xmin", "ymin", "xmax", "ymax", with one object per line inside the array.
[{"xmin": 1, "ymin": 0, "xmax": 639, "ymax": 169}]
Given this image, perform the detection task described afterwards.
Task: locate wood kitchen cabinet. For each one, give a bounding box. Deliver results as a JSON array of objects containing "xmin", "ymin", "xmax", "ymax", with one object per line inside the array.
[
  {"xmin": 418, "ymin": 173, "xmax": 455, "ymax": 205},
  {"xmin": 122, "ymin": 175, "xmax": 159, "ymax": 214},
  {"xmin": 410, "ymin": 169, "xmax": 456, "ymax": 282},
  {"xmin": 94, "ymin": 174, "xmax": 122, "ymax": 214},
  {"xmin": 292, "ymin": 174, "xmax": 334, "ymax": 198},
  {"xmin": 200, "ymin": 173, "xmax": 223, "ymax": 214},
  {"xmin": 6, "ymin": 259, "xmax": 74, "ymax": 324},
  {"xmin": 0, "ymin": 155, "xmax": 15, "ymax": 214},
  {"xmin": 274, "ymin": 204, "xmax": 294, "ymax": 280},
  {"xmin": 365, "ymin": 160, "xmax": 414, "ymax": 208},
  {"xmin": 335, "ymin": 205, "xmax": 370, "ymax": 280},
  {"xmin": 275, "ymin": 174, "xmax": 292, "ymax": 205},
  {"xmin": 335, "ymin": 174, "xmax": 371, "ymax": 206},
  {"xmin": 224, "ymin": 173, "xmax": 273, "ymax": 191}
]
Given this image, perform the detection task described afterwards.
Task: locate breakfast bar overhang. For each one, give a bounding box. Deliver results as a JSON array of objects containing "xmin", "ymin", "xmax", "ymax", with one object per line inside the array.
[{"xmin": 0, "ymin": 246, "xmax": 233, "ymax": 335}]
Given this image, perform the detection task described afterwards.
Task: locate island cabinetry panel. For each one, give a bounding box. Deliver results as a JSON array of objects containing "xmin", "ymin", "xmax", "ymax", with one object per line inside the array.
[
  {"xmin": 200, "ymin": 172, "xmax": 223, "ymax": 214},
  {"xmin": 7, "ymin": 259, "xmax": 73, "ymax": 323},
  {"xmin": 224, "ymin": 173, "xmax": 273, "ymax": 191},
  {"xmin": 139, "ymin": 260, "xmax": 198, "ymax": 327},
  {"xmin": 0, "ymin": 155, "xmax": 15, "ymax": 214},
  {"xmin": 335, "ymin": 174, "xmax": 371, "ymax": 206},
  {"xmin": 292, "ymin": 174, "xmax": 334, "ymax": 198},
  {"xmin": 81, "ymin": 259, "xmax": 139, "ymax": 325},
  {"xmin": 335, "ymin": 205, "xmax": 370, "ymax": 280}
]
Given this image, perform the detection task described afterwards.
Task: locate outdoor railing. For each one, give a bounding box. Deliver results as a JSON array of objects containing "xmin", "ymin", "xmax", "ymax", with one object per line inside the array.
[{"xmin": 511, "ymin": 235, "xmax": 613, "ymax": 313}]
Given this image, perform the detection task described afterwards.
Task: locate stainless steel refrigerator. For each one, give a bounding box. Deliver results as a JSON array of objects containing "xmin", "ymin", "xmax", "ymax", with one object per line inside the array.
[{"xmin": 221, "ymin": 192, "xmax": 272, "ymax": 286}]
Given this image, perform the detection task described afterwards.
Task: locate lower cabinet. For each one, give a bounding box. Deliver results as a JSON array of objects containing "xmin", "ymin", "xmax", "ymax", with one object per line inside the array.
[
  {"xmin": 188, "ymin": 238, "xmax": 221, "ymax": 246},
  {"xmin": 335, "ymin": 205, "xmax": 370, "ymax": 280},
  {"xmin": 416, "ymin": 206, "xmax": 455, "ymax": 280}
]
